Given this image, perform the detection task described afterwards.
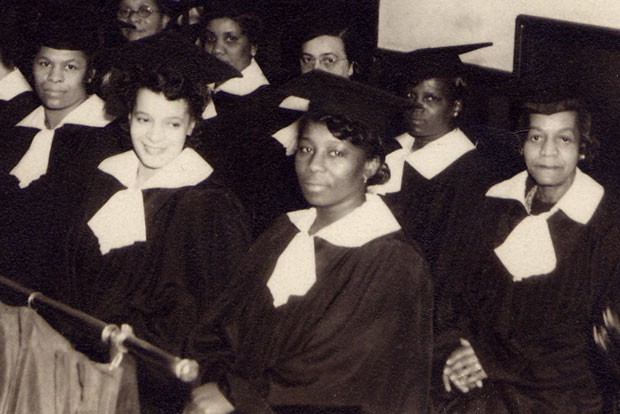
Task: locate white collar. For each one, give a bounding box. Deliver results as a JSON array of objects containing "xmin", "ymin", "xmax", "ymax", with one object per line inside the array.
[
  {"xmin": 88, "ymin": 148, "xmax": 213, "ymax": 255},
  {"xmin": 17, "ymin": 95, "xmax": 112, "ymax": 130},
  {"xmin": 404, "ymin": 128, "xmax": 475, "ymax": 179},
  {"xmin": 486, "ymin": 168, "xmax": 603, "ymax": 225},
  {"xmin": 214, "ymin": 59, "xmax": 269, "ymax": 96},
  {"xmin": 0, "ymin": 68, "xmax": 32, "ymax": 101},
  {"xmin": 98, "ymin": 147, "xmax": 213, "ymax": 190},
  {"xmin": 287, "ymin": 193, "xmax": 401, "ymax": 246},
  {"xmin": 267, "ymin": 194, "xmax": 400, "ymax": 307}
]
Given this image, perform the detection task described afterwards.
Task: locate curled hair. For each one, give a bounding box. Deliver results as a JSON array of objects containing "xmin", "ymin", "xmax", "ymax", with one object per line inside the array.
[
  {"xmin": 104, "ymin": 63, "xmax": 210, "ymax": 121},
  {"xmin": 517, "ymin": 98, "xmax": 599, "ymax": 161},
  {"xmin": 297, "ymin": 106, "xmax": 390, "ymax": 185}
]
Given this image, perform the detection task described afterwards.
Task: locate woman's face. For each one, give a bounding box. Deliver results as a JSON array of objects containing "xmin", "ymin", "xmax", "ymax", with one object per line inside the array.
[
  {"xmin": 130, "ymin": 88, "xmax": 195, "ymax": 176},
  {"xmin": 203, "ymin": 17, "xmax": 255, "ymax": 72},
  {"xmin": 300, "ymin": 35, "xmax": 353, "ymax": 79},
  {"xmin": 523, "ymin": 110, "xmax": 581, "ymax": 200},
  {"xmin": 33, "ymin": 46, "xmax": 90, "ymax": 118},
  {"xmin": 117, "ymin": 0, "xmax": 170, "ymax": 41},
  {"xmin": 296, "ymin": 120, "xmax": 377, "ymax": 218},
  {"xmin": 403, "ymin": 78, "xmax": 460, "ymax": 143}
]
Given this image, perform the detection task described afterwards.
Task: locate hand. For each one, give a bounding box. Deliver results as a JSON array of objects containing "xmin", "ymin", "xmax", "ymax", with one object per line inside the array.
[
  {"xmin": 594, "ymin": 307, "xmax": 620, "ymax": 352},
  {"xmin": 442, "ymin": 338, "xmax": 487, "ymax": 393},
  {"xmin": 183, "ymin": 382, "xmax": 235, "ymax": 414}
]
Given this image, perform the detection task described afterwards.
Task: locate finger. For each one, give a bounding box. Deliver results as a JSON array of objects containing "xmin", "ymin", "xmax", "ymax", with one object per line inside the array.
[
  {"xmin": 446, "ymin": 346, "xmax": 476, "ymax": 366},
  {"xmin": 443, "ymin": 371, "xmax": 452, "ymax": 393},
  {"xmin": 604, "ymin": 308, "xmax": 611, "ymax": 327},
  {"xmin": 450, "ymin": 374, "xmax": 470, "ymax": 393},
  {"xmin": 450, "ymin": 353, "xmax": 483, "ymax": 377}
]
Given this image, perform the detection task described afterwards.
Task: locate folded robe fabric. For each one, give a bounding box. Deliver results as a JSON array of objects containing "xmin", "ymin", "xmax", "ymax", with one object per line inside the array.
[{"xmin": 0, "ymin": 302, "xmax": 140, "ymax": 414}]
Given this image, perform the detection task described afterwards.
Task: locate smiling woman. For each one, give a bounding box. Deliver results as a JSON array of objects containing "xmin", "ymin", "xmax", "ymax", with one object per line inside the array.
[{"xmin": 54, "ymin": 32, "xmax": 250, "ymax": 413}]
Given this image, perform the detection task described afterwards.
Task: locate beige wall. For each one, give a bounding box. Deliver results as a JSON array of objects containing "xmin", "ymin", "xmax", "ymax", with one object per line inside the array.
[{"xmin": 378, "ymin": 0, "xmax": 620, "ymax": 72}]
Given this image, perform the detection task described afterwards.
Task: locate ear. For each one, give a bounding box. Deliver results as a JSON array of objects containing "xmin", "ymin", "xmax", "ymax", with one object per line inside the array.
[
  {"xmin": 161, "ymin": 15, "xmax": 171, "ymax": 29},
  {"xmin": 347, "ymin": 61, "xmax": 355, "ymax": 78},
  {"xmin": 453, "ymin": 99, "xmax": 463, "ymax": 116},
  {"xmin": 187, "ymin": 119, "xmax": 196, "ymax": 136},
  {"xmin": 85, "ymin": 68, "xmax": 96, "ymax": 84},
  {"xmin": 251, "ymin": 44, "xmax": 258, "ymax": 58},
  {"xmin": 363, "ymin": 156, "xmax": 380, "ymax": 183}
]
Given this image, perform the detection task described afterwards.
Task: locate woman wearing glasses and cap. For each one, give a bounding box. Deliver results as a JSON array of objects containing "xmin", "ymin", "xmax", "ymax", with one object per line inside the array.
[
  {"xmin": 435, "ymin": 80, "xmax": 620, "ymax": 413},
  {"xmin": 185, "ymin": 72, "xmax": 433, "ymax": 414},
  {"xmin": 57, "ymin": 33, "xmax": 250, "ymax": 413},
  {"xmin": 115, "ymin": 0, "xmax": 173, "ymax": 41}
]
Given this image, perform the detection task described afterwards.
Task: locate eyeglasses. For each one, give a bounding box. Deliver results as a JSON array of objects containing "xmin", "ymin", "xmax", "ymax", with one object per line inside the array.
[
  {"xmin": 300, "ymin": 54, "xmax": 348, "ymax": 70},
  {"xmin": 117, "ymin": 5, "xmax": 159, "ymax": 20}
]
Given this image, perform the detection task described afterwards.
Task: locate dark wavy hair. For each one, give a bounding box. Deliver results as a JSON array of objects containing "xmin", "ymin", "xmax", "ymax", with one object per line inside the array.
[
  {"xmin": 104, "ymin": 60, "xmax": 210, "ymax": 149},
  {"xmin": 297, "ymin": 106, "xmax": 390, "ymax": 186},
  {"xmin": 517, "ymin": 98, "xmax": 599, "ymax": 161}
]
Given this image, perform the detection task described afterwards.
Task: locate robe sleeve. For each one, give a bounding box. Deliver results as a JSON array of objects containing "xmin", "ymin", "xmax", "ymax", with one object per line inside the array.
[{"xmin": 127, "ymin": 183, "xmax": 251, "ymax": 354}]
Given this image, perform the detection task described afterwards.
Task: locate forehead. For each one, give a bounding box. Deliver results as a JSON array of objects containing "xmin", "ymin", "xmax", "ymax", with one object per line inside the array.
[
  {"xmin": 529, "ymin": 110, "xmax": 578, "ymax": 130},
  {"xmin": 301, "ymin": 120, "xmax": 350, "ymax": 145},
  {"xmin": 206, "ymin": 17, "xmax": 243, "ymax": 34},
  {"xmin": 36, "ymin": 46, "xmax": 88, "ymax": 63},
  {"xmin": 134, "ymin": 88, "xmax": 189, "ymax": 116},
  {"xmin": 406, "ymin": 77, "xmax": 449, "ymax": 93},
  {"xmin": 302, "ymin": 35, "xmax": 346, "ymax": 56},
  {"xmin": 119, "ymin": 0, "xmax": 160, "ymax": 9}
]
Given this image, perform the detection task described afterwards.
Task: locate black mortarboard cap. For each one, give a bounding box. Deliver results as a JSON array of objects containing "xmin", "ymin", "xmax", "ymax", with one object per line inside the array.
[
  {"xmin": 510, "ymin": 67, "xmax": 587, "ymax": 107},
  {"xmin": 32, "ymin": 4, "xmax": 104, "ymax": 57},
  {"xmin": 107, "ymin": 30, "xmax": 241, "ymax": 85},
  {"xmin": 202, "ymin": 0, "xmax": 258, "ymax": 20},
  {"xmin": 375, "ymin": 42, "xmax": 492, "ymax": 90},
  {"xmin": 278, "ymin": 70, "xmax": 410, "ymax": 134}
]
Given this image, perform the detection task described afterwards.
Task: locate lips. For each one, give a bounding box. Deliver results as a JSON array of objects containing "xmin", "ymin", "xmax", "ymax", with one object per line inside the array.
[
  {"xmin": 301, "ymin": 180, "xmax": 328, "ymax": 191},
  {"xmin": 143, "ymin": 144, "xmax": 166, "ymax": 155},
  {"xmin": 43, "ymin": 89, "xmax": 66, "ymax": 96}
]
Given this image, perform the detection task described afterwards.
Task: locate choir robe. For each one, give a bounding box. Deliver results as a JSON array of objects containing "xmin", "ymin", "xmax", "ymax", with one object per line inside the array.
[
  {"xmin": 435, "ymin": 170, "xmax": 620, "ymax": 413},
  {"xmin": 372, "ymin": 129, "xmax": 503, "ymax": 274},
  {"xmin": 198, "ymin": 78, "xmax": 305, "ymax": 239},
  {"xmin": 0, "ymin": 91, "xmax": 39, "ymax": 130},
  {"xmin": 190, "ymin": 195, "xmax": 433, "ymax": 413},
  {"xmin": 58, "ymin": 148, "xmax": 251, "ymax": 414},
  {"xmin": 0, "ymin": 68, "xmax": 38, "ymax": 129},
  {"xmin": 0, "ymin": 95, "xmax": 120, "ymax": 293},
  {"xmin": 60, "ymin": 149, "xmax": 251, "ymax": 355}
]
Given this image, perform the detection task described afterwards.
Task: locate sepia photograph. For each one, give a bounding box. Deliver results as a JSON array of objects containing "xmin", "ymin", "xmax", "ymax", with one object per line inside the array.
[{"xmin": 0, "ymin": 0, "xmax": 620, "ymax": 412}]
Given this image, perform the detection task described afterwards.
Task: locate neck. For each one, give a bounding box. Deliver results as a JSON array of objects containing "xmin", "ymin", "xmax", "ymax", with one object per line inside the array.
[
  {"xmin": 136, "ymin": 163, "xmax": 156, "ymax": 188},
  {"xmin": 309, "ymin": 193, "xmax": 366, "ymax": 235},
  {"xmin": 410, "ymin": 127, "xmax": 454, "ymax": 150},
  {"xmin": 536, "ymin": 177, "xmax": 576, "ymax": 204},
  {"xmin": 43, "ymin": 96, "xmax": 88, "ymax": 129}
]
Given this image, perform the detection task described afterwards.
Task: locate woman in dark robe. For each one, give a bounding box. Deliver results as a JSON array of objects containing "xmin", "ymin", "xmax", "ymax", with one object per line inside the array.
[
  {"xmin": 435, "ymin": 85, "xmax": 620, "ymax": 413},
  {"xmin": 193, "ymin": 2, "xmax": 312, "ymax": 239},
  {"xmin": 369, "ymin": 43, "xmax": 504, "ymax": 275},
  {"xmin": 0, "ymin": 11, "xmax": 122, "ymax": 293},
  {"xmin": 58, "ymin": 33, "xmax": 250, "ymax": 413},
  {"xmin": 184, "ymin": 72, "xmax": 433, "ymax": 414}
]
